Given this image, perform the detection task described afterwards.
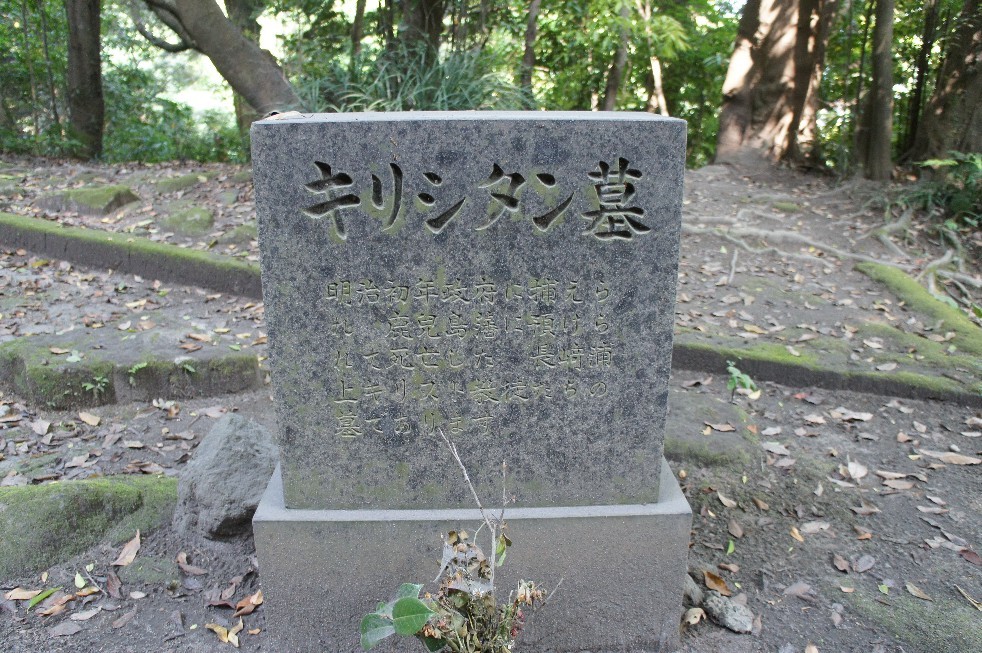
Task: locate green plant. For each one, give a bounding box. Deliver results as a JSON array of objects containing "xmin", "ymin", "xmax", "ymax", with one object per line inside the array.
[
  {"xmin": 725, "ymin": 360, "xmax": 757, "ymax": 401},
  {"xmin": 360, "ymin": 429, "xmax": 546, "ymax": 652},
  {"xmin": 904, "ymin": 152, "xmax": 982, "ymax": 230},
  {"xmin": 127, "ymin": 361, "xmax": 149, "ymax": 386},
  {"xmin": 81, "ymin": 375, "xmax": 109, "ymax": 399}
]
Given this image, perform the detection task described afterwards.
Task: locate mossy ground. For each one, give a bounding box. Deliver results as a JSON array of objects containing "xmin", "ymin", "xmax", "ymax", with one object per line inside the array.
[
  {"xmin": 163, "ymin": 204, "xmax": 215, "ymax": 236},
  {"xmin": 0, "ymin": 475, "xmax": 176, "ymax": 578}
]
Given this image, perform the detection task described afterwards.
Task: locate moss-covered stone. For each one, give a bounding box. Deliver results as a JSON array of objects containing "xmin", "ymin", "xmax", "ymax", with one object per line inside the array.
[
  {"xmin": 154, "ymin": 173, "xmax": 205, "ymax": 193},
  {"xmin": 0, "ymin": 212, "xmax": 262, "ymax": 298},
  {"xmin": 38, "ymin": 185, "xmax": 139, "ymax": 216},
  {"xmin": 843, "ymin": 587, "xmax": 982, "ymax": 653},
  {"xmin": 856, "ymin": 262, "xmax": 982, "ymax": 356},
  {"xmin": 0, "ymin": 475, "xmax": 177, "ymax": 578},
  {"xmin": 163, "ymin": 204, "xmax": 215, "ymax": 236},
  {"xmin": 219, "ymin": 222, "xmax": 258, "ymax": 245},
  {"xmin": 230, "ymin": 169, "xmax": 253, "ymax": 183}
]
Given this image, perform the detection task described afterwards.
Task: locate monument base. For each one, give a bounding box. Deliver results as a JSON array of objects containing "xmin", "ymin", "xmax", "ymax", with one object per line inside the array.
[{"xmin": 253, "ymin": 458, "xmax": 691, "ymax": 652}]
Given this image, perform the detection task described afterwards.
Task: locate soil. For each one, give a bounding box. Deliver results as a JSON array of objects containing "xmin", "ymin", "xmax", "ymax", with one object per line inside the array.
[{"xmin": 0, "ymin": 155, "xmax": 980, "ymax": 652}]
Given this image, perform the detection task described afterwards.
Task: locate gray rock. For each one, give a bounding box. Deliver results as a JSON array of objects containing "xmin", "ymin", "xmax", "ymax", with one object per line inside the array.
[
  {"xmin": 703, "ymin": 590, "xmax": 754, "ymax": 633},
  {"xmin": 683, "ymin": 572, "xmax": 705, "ymax": 606},
  {"xmin": 174, "ymin": 414, "xmax": 278, "ymax": 539},
  {"xmin": 37, "ymin": 184, "xmax": 138, "ymax": 215}
]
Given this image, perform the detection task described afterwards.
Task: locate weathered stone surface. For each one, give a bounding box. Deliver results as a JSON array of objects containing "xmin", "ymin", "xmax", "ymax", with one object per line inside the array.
[
  {"xmin": 163, "ymin": 202, "xmax": 215, "ymax": 235},
  {"xmin": 703, "ymin": 590, "xmax": 754, "ymax": 633},
  {"xmin": 254, "ymin": 458, "xmax": 691, "ymax": 652},
  {"xmin": 683, "ymin": 572, "xmax": 705, "ymax": 606},
  {"xmin": 175, "ymin": 414, "xmax": 279, "ymax": 539},
  {"xmin": 37, "ymin": 184, "xmax": 138, "ymax": 215},
  {"xmin": 253, "ymin": 112, "xmax": 685, "ymax": 510}
]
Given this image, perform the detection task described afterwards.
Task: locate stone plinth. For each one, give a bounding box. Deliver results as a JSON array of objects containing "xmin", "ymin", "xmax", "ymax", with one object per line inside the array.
[{"xmin": 254, "ymin": 458, "xmax": 691, "ymax": 652}]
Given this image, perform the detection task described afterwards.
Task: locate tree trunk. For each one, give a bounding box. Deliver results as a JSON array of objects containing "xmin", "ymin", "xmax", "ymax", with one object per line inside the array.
[
  {"xmin": 634, "ymin": 0, "xmax": 668, "ymax": 115},
  {"xmin": 351, "ymin": 0, "xmax": 367, "ymax": 67},
  {"xmin": 910, "ymin": 0, "xmax": 982, "ymax": 160},
  {"xmin": 400, "ymin": 0, "xmax": 446, "ymax": 57},
  {"xmin": 64, "ymin": 0, "xmax": 103, "ymax": 159},
  {"xmin": 37, "ymin": 0, "xmax": 61, "ymax": 128},
  {"xmin": 225, "ymin": 0, "xmax": 264, "ymax": 143},
  {"xmin": 19, "ymin": 0, "xmax": 41, "ymax": 144},
  {"xmin": 716, "ymin": 0, "xmax": 762, "ymax": 160},
  {"xmin": 601, "ymin": 2, "xmax": 631, "ymax": 111},
  {"xmin": 519, "ymin": 0, "xmax": 543, "ymax": 94},
  {"xmin": 852, "ymin": 0, "xmax": 874, "ymax": 165},
  {"xmin": 143, "ymin": 0, "xmax": 302, "ymax": 115},
  {"xmin": 862, "ymin": 0, "xmax": 893, "ymax": 180},
  {"xmin": 901, "ymin": 0, "xmax": 939, "ymax": 157},
  {"xmin": 715, "ymin": 0, "xmax": 837, "ymax": 166}
]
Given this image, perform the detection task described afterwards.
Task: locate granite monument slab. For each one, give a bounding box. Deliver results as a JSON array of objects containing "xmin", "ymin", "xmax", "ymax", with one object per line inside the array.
[{"xmin": 253, "ymin": 112, "xmax": 684, "ymax": 510}]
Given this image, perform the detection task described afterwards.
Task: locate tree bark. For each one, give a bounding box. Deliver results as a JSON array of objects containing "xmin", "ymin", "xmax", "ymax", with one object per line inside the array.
[
  {"xmin": 519, "ymin": 0, "xmax": 543, "ymax": 94},
  {"xmin": 400, "ymin": 0, "xmax": 446, "ymax": 57},
  {"xmin": 910, "ymin": 0, "xmax": 981, "ymax": 160},
  {"xmin": 862, "ymin": 0, "xmax": 893, "ymax": 180},
  {"xmin": 901, "ymin": 0, "xmax": 939, "ymax": 157},
  {"xmin": 64, "ymin": 0, "xmax": 103, "ymax": 159},
  {"xmin": 351, "ymin": 0, "xmax": 368, "ymax": 67},
  {"xmin": 601, "ymin": 2, "xmax": 631, "ymax": 111},
  {"xmin": 634, "ymin": 0, "xmax": 669, "ymax": 115},
  {"xmin": 142, "ymin": 0, "xmax": 301, "ymax": 115},
  {"xmin": 225, "ymin": 0, "xmax": 264, "ymax": 143},
  {"xmin": 715, "ymin": 0, "xmax": 837, "ymax": 166}
]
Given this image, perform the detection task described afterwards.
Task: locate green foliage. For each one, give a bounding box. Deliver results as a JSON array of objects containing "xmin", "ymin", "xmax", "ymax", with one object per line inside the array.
[
  {"xmin": 725, "ymin": 360, "xmax": 756, "ymax": 400},
  {"xmin": 299, "ymin": 42, "xmax": 532, "ymax": 113},
  {"xmin": 360, "ymin": 531, "xmax": 545, "ymax": 652},
  {"xmin": 82, "ymin": 375, "xmax": 109, "ymax": 399},
  {"xmin": 909, "ymin": 152, "xmax": 982, "ymax": 229}
]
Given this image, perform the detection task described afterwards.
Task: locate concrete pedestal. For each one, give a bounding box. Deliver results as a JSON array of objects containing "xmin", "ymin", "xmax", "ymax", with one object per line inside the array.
[{"xmin": 253, "ymin": 458, "xmax": 691, "ymax": 652}]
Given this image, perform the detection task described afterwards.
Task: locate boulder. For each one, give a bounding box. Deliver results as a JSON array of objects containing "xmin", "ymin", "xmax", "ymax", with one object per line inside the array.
[
  {"xmin": 174, "ymin": 414, "xmax": 278, "ymax": 539},
  {"xmin": 37, "ymin": 185, "xmax": 139, "ymax": 215},
  {"xmin": 703, "ymin": 590, "xmax": 754, "ymax": 633}
]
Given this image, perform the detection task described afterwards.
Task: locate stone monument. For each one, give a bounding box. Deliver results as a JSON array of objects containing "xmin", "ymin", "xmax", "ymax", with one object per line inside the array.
[{"xmin": 252, "ymin": 112, "xmax": 691, "ymax": 651}]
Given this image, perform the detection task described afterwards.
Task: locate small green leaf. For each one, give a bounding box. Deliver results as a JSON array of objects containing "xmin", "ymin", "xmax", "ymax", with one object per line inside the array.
[
  {"xmin": 85, "ymin": 563, "xmax": 94, "ymax": 572},
  {"xmin": 878, "ymin": 584, "xmax": 889, "ymax": 595},
  {"xmin": 27, "ymin": 587, "xmax": 60, "ymax": 611},
  {"xmin": 726, "ymin": 539, "xmax": 735, "ymax": 555},
  {"xmin": 229, "ymin": 344, "xmax": 241, "ymax": 351},
  {"xmin": 391, "ymin": 597, "xmax": 435, "ymax": 636},
  {"xmin": 360, "ymin": 613, "xmax": 395, "ymax": 650},
  {"xmin": 74, "ymin": 572, "xmax": 86, "ymax": 589},
  {"xmin": 396, "ymin": 583, "xmax": 423, "ymax": 600},
  {"xmin": 66, "ymin": 351, "xmax": 82, "ymax": 363}
]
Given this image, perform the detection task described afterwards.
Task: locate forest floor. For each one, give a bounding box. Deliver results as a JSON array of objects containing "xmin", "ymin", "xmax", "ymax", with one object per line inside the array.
[{"xmin": 0, "ymin": 155, "xmax": 979, "ymax": 652}]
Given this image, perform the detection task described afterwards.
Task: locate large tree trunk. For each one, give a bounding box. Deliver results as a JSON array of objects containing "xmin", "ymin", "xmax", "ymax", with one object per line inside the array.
[
  {"xmin": 400, "ymin": 0, "xmax": 446, "ymax": 57},
  {"xmin": 861, "ymin": 0, "xmax": 894, "ymax": 180},
  {"xmin": 715, "ymin": 0, "xmax": 837, "ymax": 166},
  {"xmin": 635, "ymin": 0, "xmax": 668, "ymax": 115},
  {"xmin": 65, "ymin": 0, "xmax": 103, "ymax": 159},
  {"xmin": 910, "ymin": 0, "xmax": 982, "ymax": 160},
  {"xmin": 142, "ymin": 0, "xmax": 301, "ymax": 115},
  {"xmin": 225, "ymin": 0, "xmax": 264, "ymax": 143},
  {"xmin": 900, "ymin": 0, "xmax": 939, "ymax": 157},
  {"xmin": 601, "ymin": 2, "xmax": 631, "ymax": 111},
  {"xmin": 519, "ymin": 0, "xmax": 543, "ymax": 94}
]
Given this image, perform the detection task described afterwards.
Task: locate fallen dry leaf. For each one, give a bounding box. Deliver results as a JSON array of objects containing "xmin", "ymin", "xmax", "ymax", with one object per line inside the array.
[
  {"xmin": 233, "ymin": 590, "xmax": 264, "ymax": 617},
  {"xmin": 176, "ymin": 552, "xmax": 208, "ymax": 576},
  {"xmin": 919, "ymin": 450, "xmax": 981, "ymax": 465},
  {"xmin": 718, "ymin": 563, "xmax": 740, "ymax": 573},
  {"xmin": 853, "ymin": 555, "xmax": 876, "ymax": 573},
  {"xmin": 790, "ymin": 527, "xmax": 804, "ymax": 543},
  {"xmin": 5, "ymin": 587, "xmax": 42, "ymax": 601},
  {"xmin": 840, "ymin": 586, "xmax": 855, "ymax": 593},
  {"xmin": 112, "ymin": 531, "xmax": 140, "ymax": 567},
  {"xmin": 832, "ymin": 407, "xmax": 873, "ymax": 421},
  {"xmin": 207, "ymin": 618, "xmax": 244, "ymax": 647},
  {"xmin": 78, "ymin": 412, "xmax": 101, "ymax": 427},
  {"xmin": 762, "ymin": 441, "xmax": 791, "ymax": 456},
  {"xmin": 706, "ymin": 422, "xmax": 736, "ymax": 432},
  {"xmin": 804, "ymin": 414, "xmax": 826, "ymax": 425},
  {"xmin": 728, "ymin": 518, "xmax": 744, "ymax": 539},
  {"xmin": 71, "ymin": 607, "xmax": 102, "ymax": 621},
  {"xmin": 800, "ymin": 521, "xmax": 830, "ymax": 535},
  {"xmin": 833, "ymin": 554, "xmax": 850, "ymax": 572},
  {"xmin": 845, "ymin": 460, "xmax": 868, "ymax": 480},
  {"xmin": 112, "ymin": 608, "xmax": 137, "ymax": 629},
  {"xmin": 784, "ymin": 581, "xmax": 815, "ymax": 600},
  {"xmin": 49, "ymin": 621, "xmax": 82, "ymax": 637},
  {"xmin": 703, "ymin": 570, "xmax": 732, "ymax": 597},
  {"xmin": 905, "ymin": 582, "xmax": 933, "ymax": 601},
  {"xmin": 683, "ymin": 607, "xmax": 706, "ymax": 625},
  {"xmin": 883, "ymin": 479, "xmax": 914, "ymax": 490},
  {"xmin": 752, "ymin": 497, "xmax": 769, "ymax": 511},
  {"xmin": 805, "ymin": 644, "xmax": 819, "ymax": 653},
  {"xmin": 960, "ymin": 549, "xmax": 982, "ymax": 566},
  {"xmin": 717, "ymin": 492, "xmax": 737, "ymax": 508},
  {"xmin": 851, "ymin": 504, "xmax": 880, "ymax": 516}
]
